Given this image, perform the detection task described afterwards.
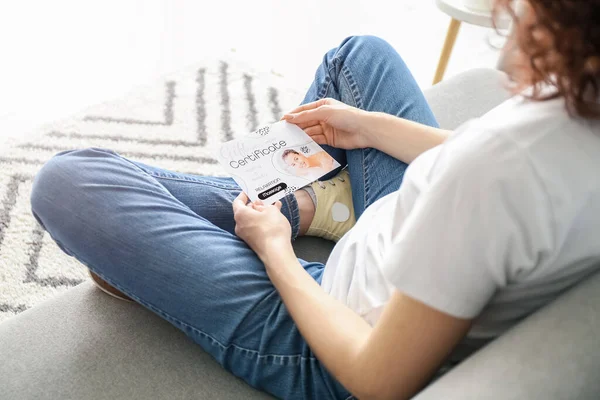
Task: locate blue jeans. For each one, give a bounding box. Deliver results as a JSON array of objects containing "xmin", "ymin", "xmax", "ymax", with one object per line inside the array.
[{"xmin": 30, "ymin": 36, "xmax": 438, "ymax": 400}]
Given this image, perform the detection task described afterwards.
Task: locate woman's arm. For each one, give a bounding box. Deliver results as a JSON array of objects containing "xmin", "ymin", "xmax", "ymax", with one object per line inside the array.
[
  {"xmin": 231, "ymin": 192, "xmax": 472, "ymax": 398},
  {"xmin": 283, "ymin": 99, "xmax": 452, "ymax": 164},
  {"xmin": 263, "ymin": 247, "xmax": 471, "ymax": 400},
  {"xmin": 363, "ymin": 112, "xmax": 451, "ymax": 164},
  {"xmin": 232, "ymin": 189, "xmax": 472, "ymax": 398}
]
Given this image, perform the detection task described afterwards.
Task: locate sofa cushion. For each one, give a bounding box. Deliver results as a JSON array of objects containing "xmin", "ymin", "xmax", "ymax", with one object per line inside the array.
[{"xmin": 0, "ymin": 282, "xmax": 273, "ymax": 399}]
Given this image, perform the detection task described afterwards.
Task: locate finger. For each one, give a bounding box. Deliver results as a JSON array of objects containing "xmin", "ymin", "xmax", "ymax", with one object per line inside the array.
[
  {"xmin": 282, "ymin": 99, "xmax": 328, "ymax": 118},
  {"xmin": 233, "ymin": 203, "xmax": 250, "ymax": 222},
  {"xmin": 284, "ymin": 107, "xmax": 330, "ymax": 124},
  {"xmin": 232, "ymin": 192, "xmax": 249, "ymax": 213},
  {"xmin": 308, "ymin": 133, "xmax": 328, "ymax": 145},
  {"xmin": 254, "ymin": 199, "xmax": 264, "ymax": 206},
  {"xmin": 295, "ymin": 120, "xmax": 321, "ymax": 130},
  {"xmin": 237, "ymin": 191, "xmax": 249, "ymax": 203},
  {"xmin": 286, "ymin": 101, "xmax": 319, "ymax": 114},
  {"xmin": 304, "ymin": 125, "xmax": 324, "ymax": 137},
  {"xmin": 274, "ymin": 201, "xmax": 282, "ymax": 210}
]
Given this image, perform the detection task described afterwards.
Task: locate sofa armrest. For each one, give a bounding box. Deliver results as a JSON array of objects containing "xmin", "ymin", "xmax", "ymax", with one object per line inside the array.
[{"xmin": 414, "ymin": 270, "xmax": 600, "ymax": 400}]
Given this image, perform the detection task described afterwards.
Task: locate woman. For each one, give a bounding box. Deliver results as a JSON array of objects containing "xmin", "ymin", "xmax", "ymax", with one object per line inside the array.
[
  {"xmin": 281, "ymin": 148, "xmax": 335, "ymax": 177},
  {"xmin": 30, "ymin": 1, "xmax": 600, "ymax": 399}
]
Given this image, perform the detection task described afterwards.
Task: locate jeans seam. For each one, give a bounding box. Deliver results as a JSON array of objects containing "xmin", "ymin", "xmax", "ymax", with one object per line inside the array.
[
  {"xmin": 138, "ymin": 168, "xmax": 240, "ymax": 190},
  {"xmin": 283, "ymin": 194, "xmax": 301, "ymax": 239},
  {"xmin": 94, "ymin": 150, "xmax": 176, "ymax": 197},
  {"xmin": 362, "ymin": 150, "xmax": 372, "ymax": 208},
  {"xmin": 318, "ymin": 73, "xmax": 333, "ymax": 99},
  {"xmin": 339, "ymin": 63, "xmax": 363, "ymax": 109},
  {"xmin": 149, "ymin": 174, "xmax": 239, "ymax": 191},
  {"xmin": 360, "ymin": 150, "xmax": 367, "ymax": 210}
]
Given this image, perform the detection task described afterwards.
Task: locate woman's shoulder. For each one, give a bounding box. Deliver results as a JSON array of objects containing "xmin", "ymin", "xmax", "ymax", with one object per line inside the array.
[
  {"xmin": 447, "ymin": 95, "xmax": 598, "ymax": 167},
  {"xmin": 473, "ymin": 95, "xmax": 594, "ymax": 145}
]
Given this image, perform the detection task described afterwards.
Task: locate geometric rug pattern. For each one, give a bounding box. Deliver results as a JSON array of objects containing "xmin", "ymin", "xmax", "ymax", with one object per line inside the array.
[{"xmin": 0, "ymin": 60, "xmax": 300, "ymax": 322}]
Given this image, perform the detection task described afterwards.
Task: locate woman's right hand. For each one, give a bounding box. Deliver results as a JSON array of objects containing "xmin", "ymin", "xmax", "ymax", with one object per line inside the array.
[{"xmin": 282, "ymin": 98, "xmax": 371, "ymax": 150}]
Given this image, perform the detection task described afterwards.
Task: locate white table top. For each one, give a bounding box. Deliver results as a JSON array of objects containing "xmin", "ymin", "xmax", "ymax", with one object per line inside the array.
[{"xmin": 435, "ymin": 0, "xmax": 511, "ymax": 29}]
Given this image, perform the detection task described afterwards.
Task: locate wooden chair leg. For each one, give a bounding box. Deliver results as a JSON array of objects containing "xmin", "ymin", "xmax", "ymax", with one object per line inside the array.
[{"xmin": 433, "ymin": 18, "xmax": 461, "ymax": 85}]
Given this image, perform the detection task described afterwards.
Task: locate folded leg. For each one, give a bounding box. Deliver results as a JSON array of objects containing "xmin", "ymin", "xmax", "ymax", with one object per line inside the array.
[
  {"xmin": 302, "ymin": 35, "xmax": 439, "ymax": 217},
  {"xmin": 30, "ymin": 148, "xmax": 351, "ymax": 400}
]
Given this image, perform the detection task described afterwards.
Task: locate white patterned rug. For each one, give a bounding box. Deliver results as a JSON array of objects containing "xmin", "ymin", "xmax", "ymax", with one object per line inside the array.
[{"xmin": 0, "ymin": 60, "xmax": 301, "ymax": 322}]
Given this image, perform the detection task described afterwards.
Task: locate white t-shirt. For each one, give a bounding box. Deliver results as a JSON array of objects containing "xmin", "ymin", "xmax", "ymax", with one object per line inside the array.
[{"xmin": 321, "ymin": 93, "xmax": 600, "ymax": 358}]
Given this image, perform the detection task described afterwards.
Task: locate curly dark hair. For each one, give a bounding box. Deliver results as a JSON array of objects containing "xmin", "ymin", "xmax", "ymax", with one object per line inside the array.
[{"xmin": 494, "ymin": 0, "xmax": 600, "ymax": 119}]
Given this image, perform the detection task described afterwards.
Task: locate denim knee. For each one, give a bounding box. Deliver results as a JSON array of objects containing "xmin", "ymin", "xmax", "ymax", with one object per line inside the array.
[
  {"xmin": 335, "ymin": 35, "xmax": 397, "ymax": 64},
  {"xmin": 323, "ymin": 35, "xmax": 403, "ymax": 109},
  {"xmin": 30, "ymin": 148, "xmax": 113, "ymax": 228}
]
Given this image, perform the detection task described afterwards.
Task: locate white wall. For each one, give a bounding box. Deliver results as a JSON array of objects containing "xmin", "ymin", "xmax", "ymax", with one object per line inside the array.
[{"xmin": 0, "ymin": 0, "xmax": 498, "ymax": 141}]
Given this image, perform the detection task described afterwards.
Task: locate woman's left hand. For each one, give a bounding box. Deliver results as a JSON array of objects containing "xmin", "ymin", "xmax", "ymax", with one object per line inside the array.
[{"xmin": 232, "ymin": 192, "xmax": 293, "ymax": 262}]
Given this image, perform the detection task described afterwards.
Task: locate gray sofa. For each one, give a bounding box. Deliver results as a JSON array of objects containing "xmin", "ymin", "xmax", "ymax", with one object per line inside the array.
[{"xmin": 2, "ymin": 69, "xmax": 599, "ymax": 400}]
